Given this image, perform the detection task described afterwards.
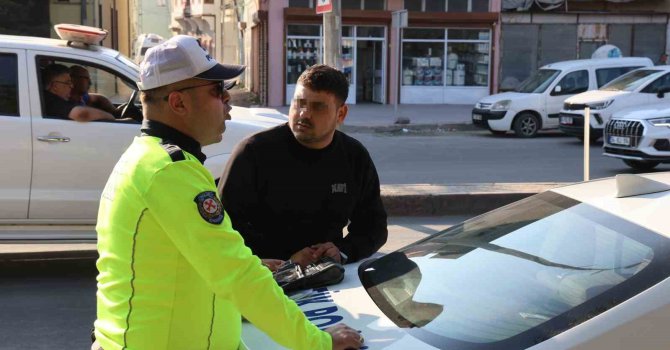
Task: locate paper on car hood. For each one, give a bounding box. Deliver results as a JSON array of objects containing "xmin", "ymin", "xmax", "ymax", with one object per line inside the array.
[{"xmin": 241, "ymin": 260, "xmax": 435, "ymax": 349}]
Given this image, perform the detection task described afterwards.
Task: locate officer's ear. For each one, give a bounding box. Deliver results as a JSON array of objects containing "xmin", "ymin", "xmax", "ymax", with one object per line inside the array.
[{"xmin": 165, "ymin": 90, "xmax": 188, "ymax": 116}]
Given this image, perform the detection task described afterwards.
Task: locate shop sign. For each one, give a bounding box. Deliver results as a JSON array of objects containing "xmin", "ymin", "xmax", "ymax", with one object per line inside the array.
[{"xmin": 316, "ymin": 0, "xmax": 333, "ymax": 14}]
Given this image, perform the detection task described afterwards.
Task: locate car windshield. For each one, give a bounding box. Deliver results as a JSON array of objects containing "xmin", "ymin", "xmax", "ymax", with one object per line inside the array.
[
  {"xmin": 600, "ymin": 69, "xmax": 663, "ymax": 92},
  {"xmin": 515, "ymin": 69, "xmax": 560, "ymax": 93},
  {"xmin": 359, "ymin": 191, "xmax": 670, "ymax": 350}
]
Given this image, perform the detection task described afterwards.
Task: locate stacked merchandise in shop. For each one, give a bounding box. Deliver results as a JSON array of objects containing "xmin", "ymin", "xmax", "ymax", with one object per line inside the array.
[{"xmin": 286, "ymin": 39, "xmax": 319, "ymax": 84}]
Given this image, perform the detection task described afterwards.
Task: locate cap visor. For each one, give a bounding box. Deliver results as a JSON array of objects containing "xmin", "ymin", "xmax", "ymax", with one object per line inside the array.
[{"xmin": 196, "ymin": 63, "xmax": 245, "ymax": 81}]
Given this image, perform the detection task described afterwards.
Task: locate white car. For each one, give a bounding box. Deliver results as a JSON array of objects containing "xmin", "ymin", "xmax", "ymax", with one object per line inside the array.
[
  {"xmin": 603, "ymin": 102, "xmax": 670, "ymax": 170},
  {"xmin": 559, "ymin": 66, "xmax": 670, "ymax": 141},
  {"xmin": 0, "ymin": 27, "xmax": 283, "ymax": 240},
  {"xmin": 243, "ymin": 173, "xmax": 670, "ymax": 349},
  {"xmin": 472, "ymin": 57, "xmax": 651, "ymax": 138}
]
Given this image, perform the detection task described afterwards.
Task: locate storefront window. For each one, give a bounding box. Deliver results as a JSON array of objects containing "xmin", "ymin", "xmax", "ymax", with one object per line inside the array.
[
  {"xmin": 342, "ymin": 39, "xmax": 354, "ymax": 84},
  {"xmin": 286, "ymin": 25, "xmax": 321, "ymax": 84},
  {"xmin": 472, "ymin": 0, "xmax": 490, "ymax": 12},
  {"xmin": 402, "ymin": 42, "xmax": 445, "ymax": 86},
  {"xmin": 404, "ymin": 28, "xmax": 445, "ymax": 40},
  {"xmin": 342, "ymin": 26, "xmax": 353, "ymax": 37},
  {"xmin": 447, "ymin": 42, "xmax": 489, "ymax": 86},
  {"xmin": 357, "ymin": 26, "xmax": 385, "ymax": 38},
  {"xmin": 402, "ymin": 27, "xmax": 490, "ymax": 87}
]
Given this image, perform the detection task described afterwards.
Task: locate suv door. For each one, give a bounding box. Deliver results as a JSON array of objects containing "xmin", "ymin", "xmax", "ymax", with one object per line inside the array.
[
  {"xmin": 546, "ymin": 70, "xmax": 589, "ymax": 128},
  {"xmin": 0, "ymin": 49, "xmax": 31, "ymax": 219},
  {"xmin": 640, "ymin": 72, "xmax": 670, "ymax": 104},
  {"xmin": 28, "ymin": 51, "xmax": 141, "ymax": 220}
]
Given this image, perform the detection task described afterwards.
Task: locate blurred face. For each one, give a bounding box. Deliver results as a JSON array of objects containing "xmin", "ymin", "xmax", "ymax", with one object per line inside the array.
[
  {"xmin": 288, "ymin": 84, "xmax": 347, "ymax": 149},
  {"xmin": 175, "ymin": 79, "xmax": 231, "ymax": 146},
  {"xmin": 48, "ymin": 73, "xmax": 73, "ymax": 100},
  {"xmin": 70, "ymin": 68, "xmax": 91, "ymax": 95}
]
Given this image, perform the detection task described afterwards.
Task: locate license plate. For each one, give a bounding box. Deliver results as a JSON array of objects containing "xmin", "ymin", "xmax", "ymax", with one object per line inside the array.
[
  {"xmin": 560, "ymin": 116, "xmax": 573, "ymax": 125},
  {"xmin": 609, "ymin": 136, "xmax": 630, "ymax": 146},
  {"xmin": 472, "ymin": 114, "xmax": 483, "ymax": 121}
]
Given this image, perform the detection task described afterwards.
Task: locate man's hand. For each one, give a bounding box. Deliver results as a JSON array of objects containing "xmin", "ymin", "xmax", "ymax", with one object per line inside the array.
[
  {"xmin": 290, "ymin": 247, "xmax": 318, "ymax": 268},
  {"xmin": 325, "ymin": 324, "xmax": 364, "ymax": 350},
  {"xmin": 260, "ymin": 259, "xmax": 284, "ymax": 272},
  {"xmin": 311, "ymin": 242, "xmax": 341, "ymax": 263}
]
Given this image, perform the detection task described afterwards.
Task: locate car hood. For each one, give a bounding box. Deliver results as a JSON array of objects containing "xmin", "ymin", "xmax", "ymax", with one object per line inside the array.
[
  {"xmin": 611, "ymin": 102, "xmax": 670, "ymax": 121},
  {"xmin": 478, "ymin": 92, "xmax": 535, "ymax": 105},
  {"xmin": 564, "ymin": 90, "xmax": 628, "ymax": 104},
  {"xmin": 202, "ymin": 106, "xmax": 286, "ymax": 157},
  {"xmin": 241, "ymin": 258, "xmax": 433, "ymax": 349}
]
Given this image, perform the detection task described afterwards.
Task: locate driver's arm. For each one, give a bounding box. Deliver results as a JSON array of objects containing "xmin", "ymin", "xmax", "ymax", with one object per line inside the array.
[
  {"xmin": 68, "ymin": 106, "xmax": 116, "ymax": 122},
  {"xmin": 88, "ymin": 93, "xmax": 119, "ymax": 116}
]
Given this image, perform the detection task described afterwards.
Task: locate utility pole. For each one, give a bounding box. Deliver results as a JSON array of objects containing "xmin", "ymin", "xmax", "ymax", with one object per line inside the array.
[{"xmin": 322, "ymin": 0, "xmax": 341, "ymax": 70}]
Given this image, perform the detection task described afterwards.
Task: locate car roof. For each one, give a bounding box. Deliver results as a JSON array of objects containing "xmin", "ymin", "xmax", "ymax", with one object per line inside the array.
[
  {"xmin": 551, "ymin": 172, "xmax": 670, "ymax": 237},
  {"xmin": 0, "ymin": 34, "xmax": 123, "ymax": 61},
  {"xmin": 541, "ymin": 57, "xmax": 653, "ymax": 71}
]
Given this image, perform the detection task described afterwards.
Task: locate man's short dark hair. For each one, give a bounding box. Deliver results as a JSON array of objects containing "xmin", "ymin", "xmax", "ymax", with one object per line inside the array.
[
  {"xmin": 42, "ymin": 63, "xmax": 70, "ymax": 86},
  {"xmin": 297, "ymin": 64, "xmax": 349, "ymax": 104}
]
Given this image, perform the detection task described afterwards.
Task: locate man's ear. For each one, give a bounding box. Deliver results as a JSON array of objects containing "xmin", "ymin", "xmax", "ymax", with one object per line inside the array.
[
  {"xmin": 166, "ymin": 92, "xmax": 188, "ymax": 115},
  {"xmin": 337, "ymin": 104, "xmax": 348, "ymax": 124}
]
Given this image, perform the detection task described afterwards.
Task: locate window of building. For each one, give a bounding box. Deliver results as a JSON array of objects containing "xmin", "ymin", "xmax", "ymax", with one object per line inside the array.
[
  {"xmin": 402, "ymin": 28, "xmax": 490, "ymax": 87},
  {"xmin": 286, "ymin": 25, "xmax": 321, "ymax": 84},
  {"xmin": 342, "ymin": 0, "xmax": 386, "ymax": 9},
  {"xmin": 289, "ymin": 0, "xmax": 312, "ymax": 8},
  {"xmin": 0, "ymin": 53, "xmax": 19, "ymax": 117},
  {"xmin": 406, "ymin": 0, "xmax": 489, "ymax": 12}
]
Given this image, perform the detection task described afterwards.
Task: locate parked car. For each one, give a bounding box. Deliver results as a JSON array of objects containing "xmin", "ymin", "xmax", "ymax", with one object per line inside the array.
[
  {"xmin": 559, "ymin": 65, "xmax": 670, "ymax": 141},
  {"xmin": 472, "ymin": 57, "xmax": 652, "ymax": 138},
  {"xmin": 242, "ymin": 172, "xmax": 670, "ymax": 349},
  {"xmin": 0, "ymin": 26, "xmax": 283, "ymax": 240},
  {"xmin": 603, "ymin": 102, "xmax": 670, "ymax": 170},
  {"xmin": 133, "ymin": 33, "xmax": 164, "ymax": 63}
]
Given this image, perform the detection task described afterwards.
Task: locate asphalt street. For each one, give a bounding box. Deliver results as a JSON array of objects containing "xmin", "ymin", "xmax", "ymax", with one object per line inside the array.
[
  {"xmin": 0, "ymin": 216, "xmax": 464, "ymax": 349},
  {"xmin": 352, "ymin": 130, "xmax": 670, "ymax": 184}
]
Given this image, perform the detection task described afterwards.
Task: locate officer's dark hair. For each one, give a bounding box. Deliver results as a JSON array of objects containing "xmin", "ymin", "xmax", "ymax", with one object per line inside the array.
[
  {"xmin": 297, "ymin": 64, "xmax": 349, "ymax": 105},
  {"xmin": 140, "ymin": 86, "xmax": 166, "ymax": 105},
  {"xmin": 42, "ymin": 63, "xmax": 70, "ymax": 87}
]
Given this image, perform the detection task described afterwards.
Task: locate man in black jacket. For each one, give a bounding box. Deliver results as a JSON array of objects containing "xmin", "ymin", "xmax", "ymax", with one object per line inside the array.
[{"xmin": 219, "ymin": 64, "xmax": 387, "ymax": 267}]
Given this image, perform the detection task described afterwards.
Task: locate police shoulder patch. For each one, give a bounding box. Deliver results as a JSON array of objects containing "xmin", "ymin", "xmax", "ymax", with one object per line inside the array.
[{"xmin": 194, "ymin": 191, "xmax": 224, "ymax": 224}]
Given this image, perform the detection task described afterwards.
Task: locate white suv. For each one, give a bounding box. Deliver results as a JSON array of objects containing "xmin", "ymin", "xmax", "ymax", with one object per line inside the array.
[
  {"xmin": 603, "ymin": 102, "xmax": 670, "ymax": 170},
  {"xmin": 560, "ymin": 66, "xmax": 670, "ymax": 141},
  {"xmin": 0, "ymin": 29, "xmax": 282, "ymax": 240}
]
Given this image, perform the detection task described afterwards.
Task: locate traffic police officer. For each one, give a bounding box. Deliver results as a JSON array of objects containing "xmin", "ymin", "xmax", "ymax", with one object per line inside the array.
[{"xmin": 93, "ymin": 35, "xmax": 364, "ymax": 350}]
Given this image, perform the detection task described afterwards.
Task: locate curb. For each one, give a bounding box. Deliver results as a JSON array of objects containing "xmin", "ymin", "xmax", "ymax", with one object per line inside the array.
[
  {"xmin": 340, "ymin": 122, "xmax": 479, "ymax": 134},
  {"xmin": 380, "ymin": 183, "xmax": 567, "ymax": 216}
]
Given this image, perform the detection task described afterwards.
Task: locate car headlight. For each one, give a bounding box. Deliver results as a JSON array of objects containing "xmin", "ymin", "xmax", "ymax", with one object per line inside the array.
[
  {"xmin": 587, "ymin": 100, "xmax": 613, "ymax": 110},
  {"xmin": 491, "ymin": 100, "xmax": 511, "ymax": 111},
  {"xmin": 649, "ymin": 117, "xmax": 670, "ymax": 127}
]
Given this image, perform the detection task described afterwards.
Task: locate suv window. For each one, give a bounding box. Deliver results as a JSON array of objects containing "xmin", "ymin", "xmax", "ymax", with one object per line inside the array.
[
  {"xmin": 0, "ymin": 53, "xmax": 19, "ymax": 117},
  {"xmin": 641, "ymin": 72, "xmax": 670, "ymax": 94},
  {"xmin": 551, "ymin": 70, "xmax": 589, "ymax": 96},
  {"xmin": 38, "ymin": 56, "xmax": 136, "ymax": 120},
  {"xmin": 596, "ymin": 66, "xmax": 640, "ymax": 88}
]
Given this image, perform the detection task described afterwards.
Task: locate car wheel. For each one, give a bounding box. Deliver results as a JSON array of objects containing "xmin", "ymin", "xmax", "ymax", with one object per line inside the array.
[
  {"xmin": 513, "ymin": 113, "xmax": 540, "ymax": 138},
  {"xmin": 623, "ymin": 159, "xmax": 660, "ymax": 171}
]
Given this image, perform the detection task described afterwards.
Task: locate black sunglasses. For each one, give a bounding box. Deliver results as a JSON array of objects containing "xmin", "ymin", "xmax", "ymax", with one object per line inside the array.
[{"xmin": 162, "ymin": 81, "xmax": 224, "ymax": 101}]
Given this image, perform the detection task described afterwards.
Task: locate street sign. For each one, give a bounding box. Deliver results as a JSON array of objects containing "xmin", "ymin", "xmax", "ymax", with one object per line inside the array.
[
  {"xmin": 316, "ymin": 0, "xmax": 333, "ymax": 14},
  {"xmin": 392, "ymin": 9, "xmax": 408, "ymax": 28}
]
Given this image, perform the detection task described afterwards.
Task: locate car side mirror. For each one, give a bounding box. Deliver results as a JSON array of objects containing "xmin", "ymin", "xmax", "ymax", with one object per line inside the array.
[
  {"xmin": 657, "ymin": 88, "xmax": 670, "ymax": 98},
  {"xmin": 554, "ymin": 85, "xmax": 562, "ymax": 93}
]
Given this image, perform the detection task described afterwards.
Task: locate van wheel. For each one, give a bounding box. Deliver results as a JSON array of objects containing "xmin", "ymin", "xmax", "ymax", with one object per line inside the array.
[
  {"xmin": 513, "ymin": 113, "xmax": 540, "ymax": 138},
  {"xmin": 623, "ymin": 159, "xmax": 660, "ymax": 171}
]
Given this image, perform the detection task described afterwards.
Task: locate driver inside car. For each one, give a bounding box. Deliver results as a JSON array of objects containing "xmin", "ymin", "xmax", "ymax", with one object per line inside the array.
[
  {"xmin": 69, "ymin": 65, "xmax": 123, "ymax": 117},
  {"xmin": 42, "ymin": 63, "xmax": 135, "ymax": 122}
]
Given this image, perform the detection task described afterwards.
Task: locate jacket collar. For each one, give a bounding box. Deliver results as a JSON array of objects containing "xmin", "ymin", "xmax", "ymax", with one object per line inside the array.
[{"xmin": 141, "ymin": 119, "xmax": 207, "ymax": 164}]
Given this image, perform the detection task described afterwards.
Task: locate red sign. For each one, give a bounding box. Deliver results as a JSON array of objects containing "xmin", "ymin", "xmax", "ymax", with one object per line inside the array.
[{"xmin": 316, "ymin": 0, "xmax": 333, "ymax": 14}]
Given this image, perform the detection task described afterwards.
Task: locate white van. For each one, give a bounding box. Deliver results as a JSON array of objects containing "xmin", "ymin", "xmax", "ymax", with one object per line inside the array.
[
  {"xmin": 603, "ymin": 102, "xmax": 670, "ymax": 170},
  {"xmin": 559, "ymin": 65, "xmax": 670, "ymax": 141},
  {"xmin": 133, "ymin": 33, "xmax": 164, "ymax": 63},
  {"xmin": 472, "ymin": 57, "xmax": 653, "ymax": 137}
]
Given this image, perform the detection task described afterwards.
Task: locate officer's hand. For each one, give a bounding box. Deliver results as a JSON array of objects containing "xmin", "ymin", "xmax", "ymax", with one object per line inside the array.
[
  {"xmin": 311, "ymin": 242, "xmax": 341, "ymax": 263},
  {"xmin": 261, "ymin": 259, "xmax": 285, "ymax": 272},
  {"xmin": 326, "ymin": 323, "xmax": 364, "ymax": 350},
  {"xmin": 290, "ymin": 247, "xmax": 318, "ymax": 268}
]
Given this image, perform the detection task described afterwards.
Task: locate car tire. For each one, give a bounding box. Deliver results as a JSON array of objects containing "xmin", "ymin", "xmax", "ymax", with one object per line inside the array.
[
  {"xmin": 623, "ymin": 159, "xmax": 660, "ymax": 171},
  {"xmin": 513, "ymin": 113, "xmax": 540, "ymax": 138}
]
